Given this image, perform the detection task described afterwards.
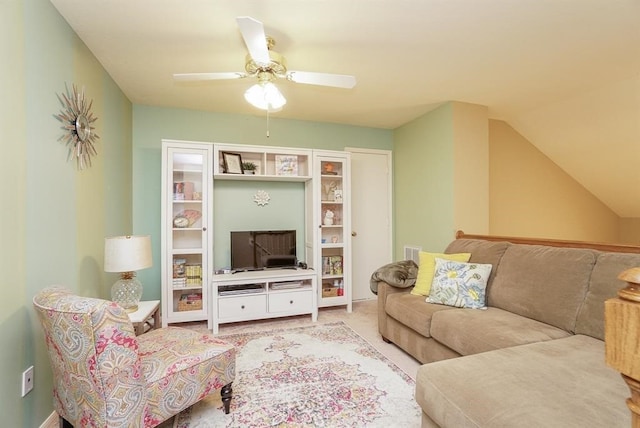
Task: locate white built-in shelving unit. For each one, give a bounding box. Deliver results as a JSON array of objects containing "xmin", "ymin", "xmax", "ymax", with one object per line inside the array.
[{"xmin": 160, "ymin": 140, "xmax": 351, "ymax": 330}]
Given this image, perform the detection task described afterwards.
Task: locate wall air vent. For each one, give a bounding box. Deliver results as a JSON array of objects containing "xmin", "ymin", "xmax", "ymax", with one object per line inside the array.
[{"xmin": 403, "ymin": 245, "xmax": 421, "ymax": 264}]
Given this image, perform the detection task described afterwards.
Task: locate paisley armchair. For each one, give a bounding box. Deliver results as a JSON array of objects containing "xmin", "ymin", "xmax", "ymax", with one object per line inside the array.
[{"xmin": 33, "ymin": 287, "xmax": 235, "ymax": 427}]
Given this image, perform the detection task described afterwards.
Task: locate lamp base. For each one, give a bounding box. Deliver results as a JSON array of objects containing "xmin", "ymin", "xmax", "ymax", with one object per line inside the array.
[
  {"xmin": 123, "ymin": 305, "xmax": 139, "ymax": 313},
  {"xmin": 111, "ymin": 273, "xmax": 143, "ymax": 312}
]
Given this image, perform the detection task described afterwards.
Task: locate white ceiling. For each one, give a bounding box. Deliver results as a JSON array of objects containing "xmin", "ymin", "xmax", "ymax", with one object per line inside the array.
[{"xmin": 50, "ymin": 0, "xmax": 640, "ymax": 217}]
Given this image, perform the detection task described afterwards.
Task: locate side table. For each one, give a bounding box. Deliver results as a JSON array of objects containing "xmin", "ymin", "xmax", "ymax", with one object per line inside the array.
[{"xmin": 128, "ymin": 300, "xmax": 161, "ymax": 335}]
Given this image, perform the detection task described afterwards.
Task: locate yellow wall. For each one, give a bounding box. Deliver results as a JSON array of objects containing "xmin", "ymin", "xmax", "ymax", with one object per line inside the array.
[
  {"xmin": 489, "ymin": 120, "xmax": 620, "ymax": 242},
  {"xmin": 619, "ymin": 218, "xmax": 640, "ymax": 244},
  {"xmin": 393, "ymin": 101, "xmax": 490, "ymax": 255},
  {"xmin": 394, "ymin": 107, "xmax": 629, "ymax": 253},
  {"xmin": 453, "ymin": 102, "xmax": 489, "ymax": 235}
]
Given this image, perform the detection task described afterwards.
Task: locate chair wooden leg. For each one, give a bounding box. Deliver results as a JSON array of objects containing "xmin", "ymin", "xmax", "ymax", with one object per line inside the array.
[{"xmin": 221, "ymin": 382, "xmax": 233, "ymax": 414}]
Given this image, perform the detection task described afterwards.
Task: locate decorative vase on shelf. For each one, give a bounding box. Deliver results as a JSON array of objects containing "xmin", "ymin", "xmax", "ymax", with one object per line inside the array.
[
  {"xmin": 322, "ymin": 181, "xmax": 337, "ymax": 201},
  {"xmin": 323, "ymin": 209, "xmax": 335, "ymax": 226}
]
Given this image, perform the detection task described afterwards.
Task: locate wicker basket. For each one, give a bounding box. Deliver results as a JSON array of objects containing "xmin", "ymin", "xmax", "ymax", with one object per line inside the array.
[
  {"xmin": 322, "ymin": 286, "xmax": 338, "ymax": 297},
  {"xmin": 178, "ymin": 298, "xmax": 202, "ymax": 311}
]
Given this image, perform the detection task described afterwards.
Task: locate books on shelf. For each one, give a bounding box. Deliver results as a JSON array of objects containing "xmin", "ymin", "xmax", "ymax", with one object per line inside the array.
[
  {"xmin": 173, "ymin": 277, "xmax": 187, "ymax": 287},
  {"xmin": 173, "ymin": 258, "xmax": 186, "ymax": 278},
  {"xmin": 173, "ymin": 259, "xmax": 202, "ymax": 287},
  {"xmin": 185, "ymin": 264, "xmax": 202, "ymax": 286}
]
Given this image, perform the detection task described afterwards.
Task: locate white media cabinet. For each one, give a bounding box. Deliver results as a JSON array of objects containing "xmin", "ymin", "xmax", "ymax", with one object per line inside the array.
[
  {"xmin": 211, "ymin": 268, "xmax": 318, "ymax": 334},
  {"xmin": 161, "ymin": 140, "xmax": 351, "ymax": 331}
]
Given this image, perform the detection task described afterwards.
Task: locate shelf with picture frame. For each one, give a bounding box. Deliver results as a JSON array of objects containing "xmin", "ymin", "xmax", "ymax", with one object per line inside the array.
[{"xmin": 213, "ymin": 143, "xmax": 312, "ymax": 182}]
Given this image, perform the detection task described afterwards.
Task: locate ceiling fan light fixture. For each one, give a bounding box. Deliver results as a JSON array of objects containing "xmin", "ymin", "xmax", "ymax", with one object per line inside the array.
[{"xmin": 244, "ymin": 81, "xmax": 286, "ymax": 111}]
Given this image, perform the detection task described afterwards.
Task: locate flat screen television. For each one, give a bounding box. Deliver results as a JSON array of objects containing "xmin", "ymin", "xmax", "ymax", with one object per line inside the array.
[{"xmin": 230, "ymin": 230, "xmax": 297, "ymax": 271}]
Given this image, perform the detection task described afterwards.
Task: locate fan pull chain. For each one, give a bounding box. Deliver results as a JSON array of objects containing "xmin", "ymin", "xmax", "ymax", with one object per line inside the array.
[{"xmin": 266, "ymin": 109, "xmax": 270, "ymax": 138}]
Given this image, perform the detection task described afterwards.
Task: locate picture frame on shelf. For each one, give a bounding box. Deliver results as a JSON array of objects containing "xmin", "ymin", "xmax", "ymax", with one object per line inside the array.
[
  {"xmin": 275, "ymin": 155, "xmax": 298, "ymax": 176},
  {"xmin": 222, "ymin": 152, "xmax": 243, "ymax": 174}
]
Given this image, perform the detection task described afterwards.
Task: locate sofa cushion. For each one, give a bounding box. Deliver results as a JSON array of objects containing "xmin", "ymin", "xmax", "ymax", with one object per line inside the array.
[
  {"xmin": 416, "ymin": 335, "xmax": 629, "ymax": 428},
  {"xmin": 426, "ymin": 258, "xmax": 492, "ymax": 309},
  {"xmin": 385, "ymin": 292, "xmax": 454, "ymax": 338},
  {"xmin": 430, "ymin": 307, "xmax": 570, "ymax": 355},
  {"xmin": 488, "ymin": 244, "xmax": 596, "ymax": 332},
  {"xmin": 444, "ymin": 239, "xmax": 509, "ymax": 291},
  {"xmin": 411, "ymin": 251, "xmax": 471, "ymax": 296},
  {"xmin": 575, "ymin": 251, "xmax": 640, "ymax": 339}
]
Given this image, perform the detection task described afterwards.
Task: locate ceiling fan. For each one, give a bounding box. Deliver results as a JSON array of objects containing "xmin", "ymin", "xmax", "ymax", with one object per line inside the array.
[{"xmin": 173, "ymin": 16, "xmax": 357, "ymax": 111}]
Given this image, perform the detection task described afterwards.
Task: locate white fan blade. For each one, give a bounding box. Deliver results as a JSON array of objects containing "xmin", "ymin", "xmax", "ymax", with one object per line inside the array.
[
  {"xmin": 286, "ymin": 71, "xmax": 356, "ymax": 89},
  {"xmin": 236, "ymin": 16, "xmax": 270, "ymax": 65},
  {"xmin": 173, "ymin": 72, "xmax": 247, "ymax": 81}
]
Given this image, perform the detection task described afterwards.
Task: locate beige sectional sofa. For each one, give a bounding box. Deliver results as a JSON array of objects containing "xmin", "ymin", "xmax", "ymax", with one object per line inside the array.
[{"xmin": 377, "ymin": 232, "xmax": 640, "ymax": 427}]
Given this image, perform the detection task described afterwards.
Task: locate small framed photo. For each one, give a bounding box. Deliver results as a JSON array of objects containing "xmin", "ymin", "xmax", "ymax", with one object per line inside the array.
[
  {"xmin": 222, "ymin": 152, "xmax": 244, "ymax": 174},
  {"xmin": 275, "ymin": 155, "xmax": 298, "ymax": 176}
]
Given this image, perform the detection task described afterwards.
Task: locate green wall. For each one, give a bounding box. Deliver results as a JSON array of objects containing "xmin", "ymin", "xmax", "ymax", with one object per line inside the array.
[
  {"xmin": 393, "ymin": 103, "xmax": 456, "ymax": 256},
  {"xmin": 1, "ymin": 0, "xmax": 28, "ymax": 425},
  {"xmin": 213, "ymin": 180, "xmax": 306, "ymax": 270},
  {"xmin": 132, "ymin": 106, "xmax": 393, "ymax": 300},
  {"xmin": 1, "ymin": 0, "xmax": 133, "ymax": 425}
]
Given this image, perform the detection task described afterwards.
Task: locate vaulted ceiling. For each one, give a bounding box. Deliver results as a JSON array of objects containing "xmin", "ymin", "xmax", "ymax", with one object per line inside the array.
[{"xmin": 50, "ymin": 0, "xmax": 640, "ymax": 217}]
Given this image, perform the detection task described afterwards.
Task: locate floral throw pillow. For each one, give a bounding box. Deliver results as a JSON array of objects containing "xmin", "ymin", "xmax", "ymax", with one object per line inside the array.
[
  {"xmin": 410, "ymin": 252, "xmax": 471, "ymax": 296},
  {"xmin": 426, "ymin": 258, "xmax": 493, "ymax": 309}
]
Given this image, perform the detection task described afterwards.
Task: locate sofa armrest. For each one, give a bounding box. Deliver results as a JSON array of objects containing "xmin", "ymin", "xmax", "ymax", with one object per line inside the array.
[{"xmin": 377, "ymin": 281, "xmax": 412, "ymax": 339}]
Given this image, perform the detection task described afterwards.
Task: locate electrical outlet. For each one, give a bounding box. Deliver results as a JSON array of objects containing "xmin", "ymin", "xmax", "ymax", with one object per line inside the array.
[{"xmin": 21, "ymin": 366, "xmax": 34, "ymax": 397}]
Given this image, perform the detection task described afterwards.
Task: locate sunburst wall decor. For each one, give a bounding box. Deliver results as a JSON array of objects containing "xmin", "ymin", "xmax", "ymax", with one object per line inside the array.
[
  {"xmin": 253, "ymin": 190, "xmax": 270, "ymax": 206},
  {"xmin": 55, "ymin": 84, "xmax": 99, "ymax": 170}
]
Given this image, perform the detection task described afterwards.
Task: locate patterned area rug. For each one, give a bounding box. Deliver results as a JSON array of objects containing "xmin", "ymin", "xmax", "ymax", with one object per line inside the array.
[{"xmin": 173, "ymin": 322, "xmax": 421, "ymax": 427}]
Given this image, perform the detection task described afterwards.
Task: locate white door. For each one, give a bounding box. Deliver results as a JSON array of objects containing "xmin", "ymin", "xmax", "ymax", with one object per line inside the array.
[{"xmin": 346, "ymin": 148, "xmax": 393, "ymax": 301}]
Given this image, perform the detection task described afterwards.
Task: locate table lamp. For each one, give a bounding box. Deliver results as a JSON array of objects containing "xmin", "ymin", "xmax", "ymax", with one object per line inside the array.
[{"xmin": 104, "ymin": 235, "xmax": 152, "ymax": 312}]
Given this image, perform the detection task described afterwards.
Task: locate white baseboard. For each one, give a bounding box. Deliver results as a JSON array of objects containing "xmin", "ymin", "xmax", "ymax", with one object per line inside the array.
[{"xmin": 40, "ymin": 411, "xmax": 58, "ymax": 428}]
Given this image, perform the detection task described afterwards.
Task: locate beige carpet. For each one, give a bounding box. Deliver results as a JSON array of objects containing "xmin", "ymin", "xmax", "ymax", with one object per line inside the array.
[{"xmin": 159, "ymin": 299, "xmax": 421, "ymax": 427}]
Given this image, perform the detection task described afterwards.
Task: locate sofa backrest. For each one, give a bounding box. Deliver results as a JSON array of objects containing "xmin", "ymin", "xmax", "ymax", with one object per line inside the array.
[
  {"xmin": 575, "ymin": 251, "xmax": 640, "ymax": 339},
  {"xmin": 444, "ymin": 239, "xmax": 509, "ymax": 290},
  {"xmin": 488, "ymin": 244, "xmax": 597, "ymax": 333},
  {"xmin": 448, "ymin": 234, "xmax": 640, "ymax": 338}
]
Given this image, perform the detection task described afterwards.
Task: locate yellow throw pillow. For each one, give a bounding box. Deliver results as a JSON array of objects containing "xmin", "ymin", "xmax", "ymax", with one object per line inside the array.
[{"xmin": 411, "ymin": 252, "xmax": 471, "ymax": 296}]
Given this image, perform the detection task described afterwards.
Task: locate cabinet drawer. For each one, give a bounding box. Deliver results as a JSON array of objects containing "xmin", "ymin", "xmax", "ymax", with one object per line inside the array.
[
  {"xmin": 269, "ymin": 291, "xmax": 313, "ymax": 313},
  {"xmin": 219, "ymin": 295, "xmax": 267, "ymax": 319}
]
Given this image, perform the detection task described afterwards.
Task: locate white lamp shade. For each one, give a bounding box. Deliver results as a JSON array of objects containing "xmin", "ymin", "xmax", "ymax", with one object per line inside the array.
[
  {"xmin": 244, "ymin": 82, "xmax": 286, "ymax": 111},
  {"xmin": 104, "ymin": 235, "xmax": 152, "ymax": 273}
]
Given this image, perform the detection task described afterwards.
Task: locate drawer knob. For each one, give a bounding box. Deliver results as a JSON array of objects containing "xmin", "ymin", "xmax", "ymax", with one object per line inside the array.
[
  {"xmin": 290, "ymin": 300, "xmax": 294, "ymax": 304},
  {"xmin": 241, "ymin": 305, "xmax": 245, "ymax": 309}
]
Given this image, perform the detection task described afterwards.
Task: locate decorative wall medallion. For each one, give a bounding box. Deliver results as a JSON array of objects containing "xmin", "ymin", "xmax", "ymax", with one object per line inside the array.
[
  {"xmin": 253, "ymin": 190, "xmax": 270, "ymax": 206},
  {"xmin": 55, "ymin": 84, "xmax": 100, "ymax": 170}
]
